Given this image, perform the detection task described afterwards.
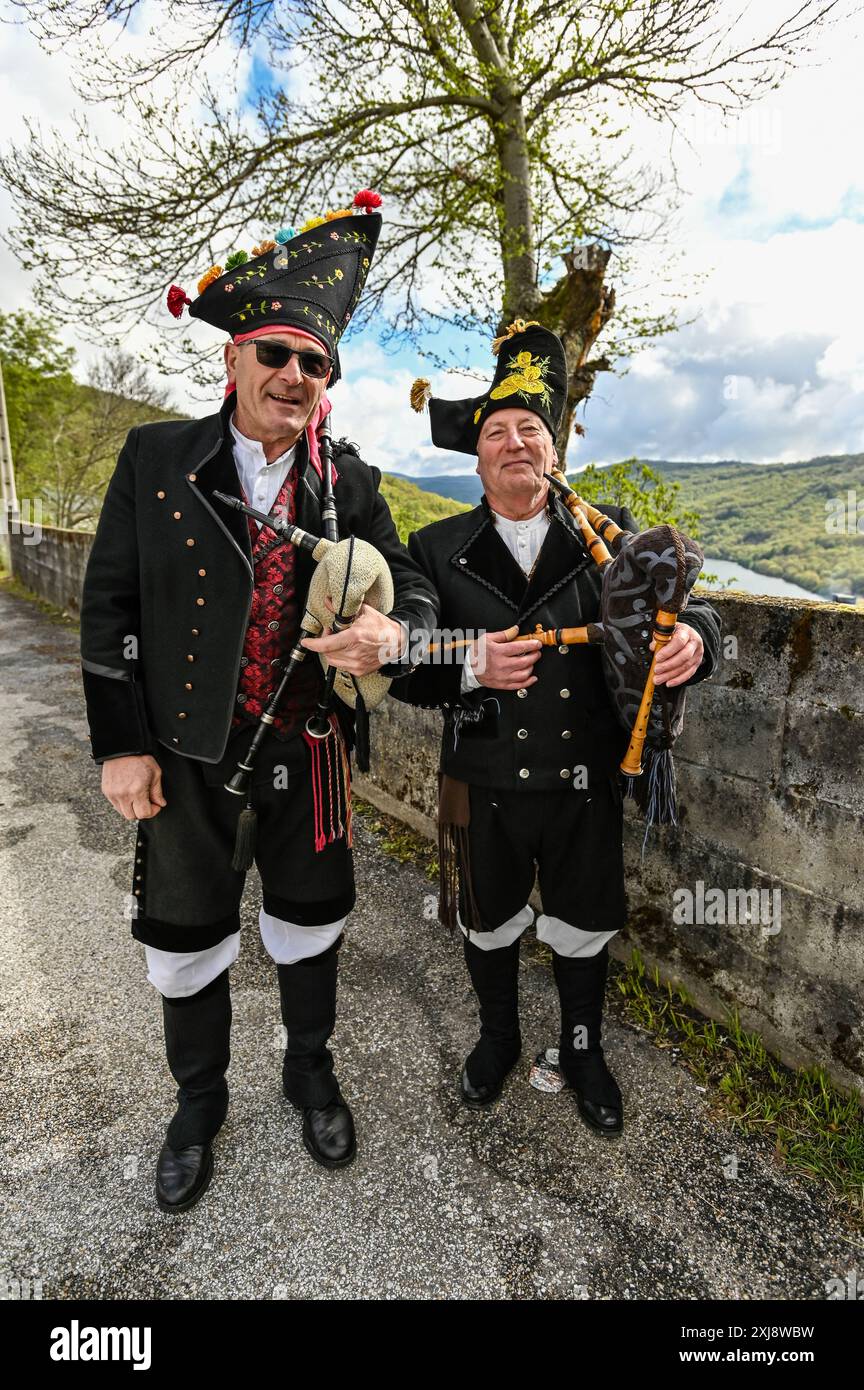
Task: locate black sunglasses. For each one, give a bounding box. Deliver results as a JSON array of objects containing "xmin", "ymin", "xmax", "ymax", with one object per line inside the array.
[{"xmin": 248, "ymin": 339, "xmax": 333, "ymax": 379}]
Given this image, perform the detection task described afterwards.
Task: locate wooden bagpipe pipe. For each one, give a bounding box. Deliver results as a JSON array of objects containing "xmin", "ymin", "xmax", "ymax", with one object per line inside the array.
[
  {"xmin": 544, "ymin": 469, "xmax": 704, "ymax": 827},
  {"xmin": 213, "ymin": 414, "xmax": 395, "ymax": 868}
]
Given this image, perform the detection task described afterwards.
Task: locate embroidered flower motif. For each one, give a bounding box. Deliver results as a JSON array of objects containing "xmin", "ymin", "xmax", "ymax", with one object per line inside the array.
[
  {"xmin": 329, "ymin": 232, "xmax": 340, "ymax": 240},
  {"xmin": 271, "ymin": 300, "xmax": 282, "ymax": 310},
  {"xmin": 334, "ymin": 268, "xmax": 344, "ymax": 280},
  {"xmin": 490, "ymin": 350, "xmax": 552, "ymax": 408},
  {"xmin": 224, "ymin": 283, "xmax": 235, "ymax": 293}
]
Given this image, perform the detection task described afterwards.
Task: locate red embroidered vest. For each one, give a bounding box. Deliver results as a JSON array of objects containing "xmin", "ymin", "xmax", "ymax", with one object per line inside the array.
[{"xmin": 231, "ymin": 466, "xmax": 323, "ymax": 738}]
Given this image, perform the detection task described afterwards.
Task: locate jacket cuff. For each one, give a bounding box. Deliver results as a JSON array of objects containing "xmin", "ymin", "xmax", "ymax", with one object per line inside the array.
[{"xmin": 82, "ymin": 666, "xmax": 154, "ymax": 762}]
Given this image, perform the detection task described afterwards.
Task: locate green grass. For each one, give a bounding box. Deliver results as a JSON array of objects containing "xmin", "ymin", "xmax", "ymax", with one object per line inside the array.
[
  {"xmin": 354, "ymin": 796, "xmax": 439, "ymax": 881},
  {"xmin": 615, "ymin": 948, "xmax": 864, "ymax": 1224}
]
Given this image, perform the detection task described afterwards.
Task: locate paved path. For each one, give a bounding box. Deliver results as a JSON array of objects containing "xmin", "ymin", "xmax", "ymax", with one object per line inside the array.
[{"xmin": 0, "ymin": 586, "xmax": 861, "ymax": 1300}]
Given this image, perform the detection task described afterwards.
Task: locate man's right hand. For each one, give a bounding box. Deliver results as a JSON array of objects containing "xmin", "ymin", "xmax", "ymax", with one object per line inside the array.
[
  {"xmin": 101, "ymin": 755, "xmax": 167, "ymax": 821},
  {"xmin": 468, "ymin": 625, "xmax": 542, "ymax": 691}
]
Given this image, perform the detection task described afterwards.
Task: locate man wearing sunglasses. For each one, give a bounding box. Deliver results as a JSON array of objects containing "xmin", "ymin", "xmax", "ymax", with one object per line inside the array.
[{"xmin": 80, "ymin": 205, "xmax": 439, "ymax": 1212}]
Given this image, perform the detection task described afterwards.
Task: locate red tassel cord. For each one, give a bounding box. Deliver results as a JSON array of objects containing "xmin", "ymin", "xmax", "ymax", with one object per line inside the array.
[{"xmin": 302, "ymin": 713, "xmax": 353, "ymax": 853}]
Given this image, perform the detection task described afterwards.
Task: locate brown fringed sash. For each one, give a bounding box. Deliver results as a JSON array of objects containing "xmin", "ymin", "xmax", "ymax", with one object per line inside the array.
[{"xmin": 437, "ymin": 773, "xmax": 481, "ymax": 933}]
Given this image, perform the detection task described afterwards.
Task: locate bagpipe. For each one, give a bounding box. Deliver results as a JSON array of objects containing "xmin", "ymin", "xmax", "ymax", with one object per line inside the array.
[
  {"xmin": 544, "ymin": 468, "xmax": 704, "ymax": 828},
  {"xmin": 213, "ymin": 414, "xmax": 394, "ymax": 868}
]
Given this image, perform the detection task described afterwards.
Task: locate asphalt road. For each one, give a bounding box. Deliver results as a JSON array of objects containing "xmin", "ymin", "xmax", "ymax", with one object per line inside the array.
[{"xmin": 0, "ymin": 585, "xmax": 861, "ymax": 1300}]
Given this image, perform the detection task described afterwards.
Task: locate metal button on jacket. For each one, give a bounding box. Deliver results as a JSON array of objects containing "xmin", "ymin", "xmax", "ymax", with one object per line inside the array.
[
  {"xmin": 516, "ymin": 688, "xmax": 528, "ymax": 699},
  {"xmin": 517, "ymin": 728, "xmax": 528, "ymax": 739},
  {"xmin": 268, "ymin": 620, "xmax": 279, "ymax": 631},
  {"xmin": 236, "ymin": 693, "xmax": 247, "ymax": 704},
  {"xmin": 173, "ymin": 511, "xmax": 182, "ymax": 520},
  {"xmin": 177, "ymin": 712, "xmax": 187, "ymax": 720},
  {"xmin": 196, "ymin": 597, "xmax": 206, "ymax": 606},
  {"xmin": 186, "ymin": 654, "xmax": 195, "ymax": 662},
  {"xmin": 273, "ymin": 584, "xmax": 283, "ymax": 595},
  {"xmin": 186, "ymin": 538, "xmax": 195, "ymax": 547},
  {"xmin": 156, "ymin": 490, "xmax": 165, "ymax": 499},
  {"xmin": 240, "ymin": 656, "xmax": 249, "ymax": 667},
  {"xmin": 561, "ymin": 729, "xmax": 572, "ymax": 739},
  {"xmin": 519, "ymin": 768, "xmax": 530, "ymax": 779},
  {"xmin": 191, "ymin": 628, "xmax": 200, "ymax": 636},
  {"xmin": 559, "ymin": 769, "xmax": 569, "ymax": 778},
  {"xmin": 559, "ymin": 688, "xmax": 570, "ymax": 698}
]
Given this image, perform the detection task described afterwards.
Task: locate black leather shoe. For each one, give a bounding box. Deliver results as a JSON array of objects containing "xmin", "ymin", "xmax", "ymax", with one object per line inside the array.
[
  {"xmin": 293, "ymin": 1096, "xmax": 356, "ymax": 1168},
  {"xmin": 155, "ymin": 1141, "xmax": 213, "ymax": 1212},
  {"xmin": 573, "ymin": 1090, "xmax": 624, "ymax": 1137},
  {"xmin": 459, "ymin": 1054, "xmax": 520, "ymax": 1109}
]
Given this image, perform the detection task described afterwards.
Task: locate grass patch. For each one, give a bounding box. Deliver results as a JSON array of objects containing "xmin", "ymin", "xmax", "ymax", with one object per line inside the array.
[
  {"xmin": 616, "ymin": 948, "xmax": 864, "ymax": 1225},
  {"xmin": 0, "ymin": 570, "xmax": 80, "ymax": 630},
  {"xmin": 353, "ymin": 796, "xmax": 438, "ymax": 882}
]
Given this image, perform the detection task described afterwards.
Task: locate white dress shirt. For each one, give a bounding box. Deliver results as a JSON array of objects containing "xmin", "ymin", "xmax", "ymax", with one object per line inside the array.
[
  {"xmin": 462, "ymin": 504, "xmax": 551, "ymax": 692},
  {"xmin": 229, "ymin": 415, "xmax": 297, "ymax": 527}
]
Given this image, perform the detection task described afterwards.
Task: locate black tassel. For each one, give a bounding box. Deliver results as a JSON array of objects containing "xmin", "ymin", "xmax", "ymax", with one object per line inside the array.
[
  {"xmin": 232, "ymin": 796, "xmax": 258, "ymax": 871},
  {"xmin": 353, "ymin": 691, "xmax": 370, "ymax": 773}
]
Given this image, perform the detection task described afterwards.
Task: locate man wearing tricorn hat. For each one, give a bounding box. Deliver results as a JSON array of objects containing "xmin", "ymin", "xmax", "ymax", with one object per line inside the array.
[
  {"xmin": 394, "ymin": 321, "xmax": 720, "ymax": 1136},
  {"xmin": 80, "ymin": 192, "xmax": 438, "ymax": 1210}
]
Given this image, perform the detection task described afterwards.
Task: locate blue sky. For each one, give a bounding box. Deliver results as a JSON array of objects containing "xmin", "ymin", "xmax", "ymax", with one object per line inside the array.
[{"xmin": 2, "ymin": 0, "xmax": 864, "ymax": 479}]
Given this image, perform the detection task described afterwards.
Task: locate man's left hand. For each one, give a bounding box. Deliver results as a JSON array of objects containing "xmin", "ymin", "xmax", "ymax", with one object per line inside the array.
[
  {"xmin": 651, "ymin": 622, "xmax": 704, "ymax": 687},
  {"xmin": 301, "ymin": 602, "xmax": 406, "ymax": 676}
]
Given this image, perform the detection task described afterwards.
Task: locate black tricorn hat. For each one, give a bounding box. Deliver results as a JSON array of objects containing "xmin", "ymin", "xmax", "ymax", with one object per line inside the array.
[
  {"xmin": 411, "ymin": 320, "xmax": 568, "ymax": 454},
  {"xmin": 167, "ymin": 203, "xmax": 382, "ymax": 384}
]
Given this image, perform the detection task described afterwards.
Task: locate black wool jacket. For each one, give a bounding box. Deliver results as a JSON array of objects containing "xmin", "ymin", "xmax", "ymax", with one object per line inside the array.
[
  {"xmin": 80, "ymin": 397, "xmax": 439, "ymax": 764},
  {"xmin": 391, "ymin": 493, "xmax": 722, "ymax": 791}
]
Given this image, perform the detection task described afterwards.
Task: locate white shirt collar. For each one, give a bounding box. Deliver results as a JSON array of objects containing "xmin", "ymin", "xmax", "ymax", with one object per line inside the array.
[
  {"xmin": 229, "ymin": 414, "xmax": 298, "ymax": 472},
  {"xmin": 490, "ymin": 503, "xmax": 549, "ymax": 533}
]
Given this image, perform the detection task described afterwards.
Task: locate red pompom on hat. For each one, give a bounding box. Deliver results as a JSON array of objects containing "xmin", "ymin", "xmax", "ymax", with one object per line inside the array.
[
  {"xmin": 353, "ymin": 188, "xmax": 382, "ymax": 212},
  {"xmin": 167, "ymin": 285, "xmax": 192, "ymax": 319}
]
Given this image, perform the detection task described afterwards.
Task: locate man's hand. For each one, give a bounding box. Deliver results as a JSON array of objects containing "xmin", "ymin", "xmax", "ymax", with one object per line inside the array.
[
  {"xmin": 101, "ymin": 754, "xmax": 167, "ymax": 821},
  {"xmin": 652, "ymin": 622, "xmax": 704, "ymax": 688},
  {"xmin": 468, "ymin": 625, "xmax": 542, "ymax": 691},
  {"xmin": 300, "ymin": 602, "xmax": 407, "ymax": 676}
]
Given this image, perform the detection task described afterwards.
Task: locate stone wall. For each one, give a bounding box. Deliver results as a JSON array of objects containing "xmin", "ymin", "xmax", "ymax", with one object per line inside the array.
[{"xmin": 9, "ymin": 524, "xmax": 93, "ymax": 615}]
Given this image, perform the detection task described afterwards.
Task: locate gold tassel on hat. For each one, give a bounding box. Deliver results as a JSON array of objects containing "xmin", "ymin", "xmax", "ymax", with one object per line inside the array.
[
  {"xmin": 491, "ymin": 318, "xmax": 541, "ymax": 355},
  {"xmin": 410, "ymin": 377, "xmax": 432, "ymax": 412}
]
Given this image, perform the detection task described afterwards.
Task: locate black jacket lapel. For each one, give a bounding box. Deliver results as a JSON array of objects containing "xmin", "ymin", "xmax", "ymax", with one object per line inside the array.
[
  {"xmin": 182, "ymin": 400, "xmax": 253, "ymax": 579},
  {"xmin": 517, "ymin": 498, "xmax": 593, "ymax": 623},
  {"xmin": 448, "ymin": 505, "xmax": 529, "ymax": 613}
]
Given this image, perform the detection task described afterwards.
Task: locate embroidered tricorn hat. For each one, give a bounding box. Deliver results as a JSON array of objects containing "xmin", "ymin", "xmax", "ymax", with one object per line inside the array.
[
  {"xmin": 165, "ymin": 190, "xmax": 382, "ymax": 383},
  {"xmin": 410, "ymin": 320, "xmax": 568, "ymax": 454}
]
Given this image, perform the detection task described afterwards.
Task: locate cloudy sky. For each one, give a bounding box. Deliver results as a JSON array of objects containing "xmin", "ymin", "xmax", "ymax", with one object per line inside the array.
[{"xmin": 2, "ymin": 0, "xmax": 863, "ymax": 478}]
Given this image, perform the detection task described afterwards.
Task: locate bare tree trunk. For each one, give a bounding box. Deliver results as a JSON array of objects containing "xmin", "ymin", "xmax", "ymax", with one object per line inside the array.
[{"xmin": 541, "ymin": 245, "xmax": 615, "ymax": 463}]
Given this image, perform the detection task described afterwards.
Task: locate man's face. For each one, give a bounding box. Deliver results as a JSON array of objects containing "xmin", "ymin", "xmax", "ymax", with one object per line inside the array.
[
  {"xmin": 476, "ymin": 408, "xmax": 554, "ymax": 500},
  {"xmin": 224, "ymin": 330, "xmax": 331, "ymax": 444}
]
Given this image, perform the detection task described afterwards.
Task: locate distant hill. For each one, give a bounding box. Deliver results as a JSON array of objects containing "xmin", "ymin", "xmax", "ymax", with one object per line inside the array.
[
  {"xmin": 390, "ymin": 473, "xmax": 482, "ymax": 507},
  {"xmin": 392, "ymin": 456, "xmax": 864, "ymax": 596},
  {"xmin": 378, "ymin": 473, "xmax": 469, "ymax": 543}
]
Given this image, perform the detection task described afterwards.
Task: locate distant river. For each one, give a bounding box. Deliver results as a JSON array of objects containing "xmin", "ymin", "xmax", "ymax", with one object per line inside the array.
[{"xmin": 699, "ymin": 556, "xmax": 824, "ymax": 601}]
